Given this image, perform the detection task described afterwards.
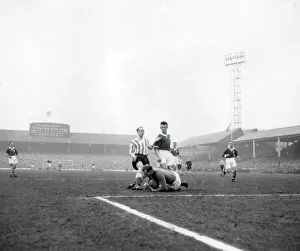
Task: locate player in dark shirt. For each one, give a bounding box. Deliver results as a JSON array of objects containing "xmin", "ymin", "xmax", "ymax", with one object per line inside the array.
[
  {"xmin": 142, "ymin": 165, "xmax": 188, "ymax": 192},
  {"xmin": 222, "ymin": 142, "xmax": 240, "ymax": 182},
  {"xmin": 5, "ymin": 141, "xmax": 22, "ymax": 178},
  {"xmin": 153, "ymin": 121, "xmax": 176, "ymax": 170},
  {"xmin": 171, "ymin": 142, "xmax": 181, "ymax": 173},
  {"xmin": 185, "ymin": 158, "xmax": 192, "ymax": 174}
]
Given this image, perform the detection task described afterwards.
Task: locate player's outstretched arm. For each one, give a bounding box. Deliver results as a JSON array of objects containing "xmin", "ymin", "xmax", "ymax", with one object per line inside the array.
[
  {"xmin": 147, "ymin": 139, "xmax": 155, "ymax": 150},
  {"xmin": 15, "ymin": 149, "xmax": 22, "ymax": 160},
  {"xmin": 16, "ymin": 149, "xmax": 22, "ymax": 160},
  {"xmin": 129, "ymin": 143, "xmax": 137, "ymax": 161},
  {"xmin": 148, "ymin": 137, "xmax": 161, "ymax": 150},
  {"xmin": 154, "ymin": 148, "xmax": 161, "ymax": 163},
  {"xmin": 236, "ymin": 151, "xmax": 240, "ymax": 160}
]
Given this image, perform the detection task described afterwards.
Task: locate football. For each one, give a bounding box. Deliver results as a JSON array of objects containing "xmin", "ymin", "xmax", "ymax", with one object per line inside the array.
[{"xmin": 148, "ymin": 179, "xmax": 159, "ymax": 189}]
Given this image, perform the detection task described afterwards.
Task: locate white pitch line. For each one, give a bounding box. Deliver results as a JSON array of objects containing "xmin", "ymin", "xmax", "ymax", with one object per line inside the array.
[
  {"xmin": 95, "ymin": 196, "xmax": 244, "ymax": 251},
  {"xmin": 279, "ymin": 194, "xmax": 300, "ymax": 197},
  {"xmin": 102, "ymin": 194, "xmax": 300, "ymax": 198}
]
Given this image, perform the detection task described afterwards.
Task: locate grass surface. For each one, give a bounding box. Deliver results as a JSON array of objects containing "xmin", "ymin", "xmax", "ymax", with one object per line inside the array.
[{"xmin": 0, "ymin": 170, "xmax": 300, "ymax": 250}]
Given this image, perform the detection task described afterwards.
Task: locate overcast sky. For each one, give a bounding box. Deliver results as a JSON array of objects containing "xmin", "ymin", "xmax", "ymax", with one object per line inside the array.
[{"xmin": 0, "ymin": 0, "xmax": 299, "ymax": 142}]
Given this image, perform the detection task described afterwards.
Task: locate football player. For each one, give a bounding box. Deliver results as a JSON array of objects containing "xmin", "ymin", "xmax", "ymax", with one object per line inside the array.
[
  {"xmin": 171, "ymin": 142, "xmax": 181, "ymax": 172},
  {"xmin": 142, "ymin": 165, "xmax": 188, "ymax": 192},
  {"xmin": 127, "ymin": 126, "xmax": 158, "ymax": 190},
  {"xmin": 153, "ymin": 121, "xmax": 176, "ymax": 170},
  {"xmin": 222, "ymin": 141, "xmax": 240, "ymax": 182},
  {"xmin": 5, "ymin": 142, "xmax": 22, "ymax": 178},
  {"xmin": 185, "ymin": 158, "xmax": 192, "ymax": 174}
]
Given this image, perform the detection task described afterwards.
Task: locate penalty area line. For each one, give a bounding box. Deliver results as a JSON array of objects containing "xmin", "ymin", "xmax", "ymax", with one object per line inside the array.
[
  {"xmin": 95, "ymin": 196, "xmax": 244, "ymax": 251},
  {"xmin": 101, "ymin": 194, "xmax": 300, "ymax": 198}
]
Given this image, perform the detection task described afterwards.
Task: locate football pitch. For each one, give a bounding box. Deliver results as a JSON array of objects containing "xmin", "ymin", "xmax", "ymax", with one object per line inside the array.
[{"xmin": 0, "ymin": 170, "xmax": 300, "ymax": 251}]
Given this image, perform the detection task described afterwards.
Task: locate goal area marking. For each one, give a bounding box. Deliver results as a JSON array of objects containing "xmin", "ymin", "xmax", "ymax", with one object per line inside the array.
[{"xmin": 95, "ymin": 196, "xmax": 244, "ymax": 251}]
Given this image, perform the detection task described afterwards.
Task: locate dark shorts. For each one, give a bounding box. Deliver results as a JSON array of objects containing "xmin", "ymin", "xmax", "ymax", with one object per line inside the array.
[
  {"xmin": 178, "ymin": 164, "xmax": 182, "ymax": 170},
  {"xmin": 132, "ymin": 154, "xmax": 150, "ymax": 170},
  {"xmin": 220, "ymin": 165, "xmax": 224, "ymax": 170},
  {"xmin": 186, "ymin": 166, "xmax": 192, "ymax": 170}
]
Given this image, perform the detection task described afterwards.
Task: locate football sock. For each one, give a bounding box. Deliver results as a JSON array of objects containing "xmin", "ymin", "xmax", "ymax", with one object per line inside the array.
[{"xmin": 233, "ymin": 170, "xmax": 236, "ymax": 179}]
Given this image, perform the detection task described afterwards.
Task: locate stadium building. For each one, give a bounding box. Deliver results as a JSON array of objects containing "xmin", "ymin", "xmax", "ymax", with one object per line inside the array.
[
  {"xmin": 178, "ymin": 125, "xmax": 300, "ymax": 172},
  {"xmin": 234, "ymin": 125, "xmax": 300, "ymax": 163},
  {"xmin": 178, "ymin": 128, "xmax": 245, "ymax": 162},
  {"xmin": 0, "ymin": 123, "xmax": 136, "ymax": 170}
]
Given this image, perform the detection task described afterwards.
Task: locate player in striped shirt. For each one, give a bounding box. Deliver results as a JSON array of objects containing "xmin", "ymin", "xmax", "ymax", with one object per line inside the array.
[{"xmin": 127, "ymin": 126, "xmax": 157, "ymax": 190}]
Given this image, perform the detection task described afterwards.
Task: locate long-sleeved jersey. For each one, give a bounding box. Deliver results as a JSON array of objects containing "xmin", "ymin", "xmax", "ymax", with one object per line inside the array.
[{"xmin": 222, "ymin": 148, "xmax": 238, "ymax": 158}]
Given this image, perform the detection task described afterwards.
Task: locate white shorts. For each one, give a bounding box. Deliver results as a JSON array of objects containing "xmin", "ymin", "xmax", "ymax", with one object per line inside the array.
[
  {"xmin": 135, "ymin": 165, "xmax": 146, "ymax": 179},
  {"xmin": 157, "ymin": 150, "xmax": 176, "ymax": 167},
  {"xmin": 169, "ymin": 171, "xmax": 181, "ymax": 190},
  {"xmin": 47, "ymin": 163, "xmax": 52, "ymax": 168},
  {"xmin": 173, "ymin": 156, "xmax": 180, "ymax": 165},
  {"xmin": 8, "ymin": 156, "xmax": 18, "ymax": 165},
  {"xmin": 225, "ymin": 158, "xmax": 236, "ymax": 172},
  {"xmin": 177, "ymin": 158, "xmax": 182, "ymax": 165}
]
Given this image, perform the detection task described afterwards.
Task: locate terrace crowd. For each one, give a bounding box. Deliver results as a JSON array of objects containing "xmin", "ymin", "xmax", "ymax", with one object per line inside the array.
[{"xmin": 1, "ymin": 151, "xmax": 299, "ymax": 173}]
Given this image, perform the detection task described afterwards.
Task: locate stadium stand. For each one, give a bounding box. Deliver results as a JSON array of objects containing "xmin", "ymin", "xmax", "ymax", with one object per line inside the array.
[
  {"xmin": 178, "ymin": 128, "xmax": 244, "ymax": 163},
  {"xmin": 178, "ymin": 126, "xmax": 300, "ymax": 173},
  {"xmin": 190, "ymin": 158, "xmax": 300, "ymax": 173},
  {"xmin": 178, "ymin": 128, "xmax": 244, "ymax": 148},
  {"xmin": 0, "ymin": 127, "xmax": 161, "ymax": 171},
  {"xmin": 0, "ymin": 152, "xmax": 159, "ymax": 171},
  {"xmin": 0, "ymin": 129, "xmax": 148, "ymax": 170},
  {"xmin": 1, "ymin": 125, "xmax": 300, "ymax": 173},
  {"xmin": 234, "ymin": 125, "xmax": 300, "ymax": 160}
]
